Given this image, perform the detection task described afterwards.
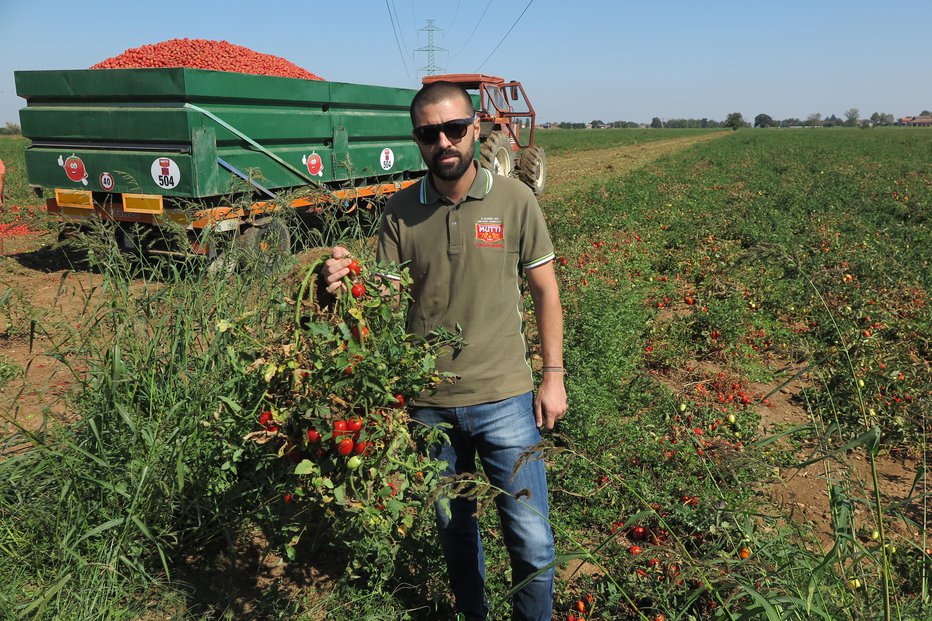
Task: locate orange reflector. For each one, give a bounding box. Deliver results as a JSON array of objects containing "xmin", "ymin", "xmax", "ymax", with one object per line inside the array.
[
  {"xmin": 55, "ymin": 188, "xmax": 94, "ymax": 209},
  {"xmin": 122, "ymin": 193, "xmax": 164, "ymax": 214}
]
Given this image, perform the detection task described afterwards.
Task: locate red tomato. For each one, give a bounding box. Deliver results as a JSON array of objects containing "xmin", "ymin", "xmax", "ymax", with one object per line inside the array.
[
  {"xmin": 306, "ymin": 428, "xmax": 321, "ymax": 443},
  {"xmin": 337, "ymin": 438, "xmax": 354, "ymax": 456},
  {"xmin": 347, "ymin": 417, "xmax": 364, "ymax": 432},
  {"xmin": 258, "ymin": 410, "xmax": 273, "ymax": 427},
  {"xmin": 354, "ymin": 441, "xmax": 369, "ymax": 455},
  {"xmin": 391, "ymin": 393, "xmax": 406, "ymax": 407},
  {"xmin": 631, "ymin": 525, "xmax": 647, "ymax": 540},
  {"xmin": 333, "ymin": 420, "xmax": 348, "ymax": 439},
  {"xmin": 351, "ymin": 282, "xmax": 366, "ymax": 298},
  {"xmin": 282, "ymin": 492, "xmax": 294, "ymax": 504},
  {"xmin": 350, "ymin": 324, "xmax": 369, "ymax": 342},
  {"xmin": 347, "ymin": 259, "xmax": 361, "ymax": 276},
  {"xmin": 739, "ymin": 547, "xmax": 751, "ymax": 559},
  {"xmin": 629, "ymin": 545, "xmax": 643, "ymax": 555}
]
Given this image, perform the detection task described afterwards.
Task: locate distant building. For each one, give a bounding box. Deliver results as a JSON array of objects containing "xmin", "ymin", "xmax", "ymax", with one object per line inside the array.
[{"xmin": 897, "ymin": 115, "xmax": 932, "ymax": 126}]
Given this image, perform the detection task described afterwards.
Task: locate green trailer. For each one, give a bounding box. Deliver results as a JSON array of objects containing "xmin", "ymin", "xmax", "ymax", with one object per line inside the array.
[{"xmin": 15, "ymin": 67, "xmax": 432, "ymax": 254}]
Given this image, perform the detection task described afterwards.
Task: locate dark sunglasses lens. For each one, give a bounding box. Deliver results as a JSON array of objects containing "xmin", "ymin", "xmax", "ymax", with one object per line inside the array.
[
  {"xmin": 441, "ymin": 120, "xmax": 469, "ymax": 140},
  {"xmin": 414, "ymin": 118, "xmax": 471, "ymax": 143},
  {"xmin": 414, "ymin": 125, "xmax": 441, "ymax": 143}
]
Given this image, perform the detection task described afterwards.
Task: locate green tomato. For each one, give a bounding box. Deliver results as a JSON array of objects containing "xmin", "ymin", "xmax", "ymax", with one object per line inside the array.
[{"xmin": 347, "ymin": 455, "xmax": 363, "ymax": 470}]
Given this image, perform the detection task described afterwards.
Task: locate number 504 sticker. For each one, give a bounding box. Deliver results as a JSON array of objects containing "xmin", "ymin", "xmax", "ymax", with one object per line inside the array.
[{"xmin": 151, "ymin": 157, "xmax": 181, "ymax": 189}]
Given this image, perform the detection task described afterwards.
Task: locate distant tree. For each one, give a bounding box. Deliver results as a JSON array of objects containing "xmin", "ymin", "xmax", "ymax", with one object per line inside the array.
[
  {"xmin": 650, "ymin": 117, "xmax": 663, "ymax": 128},
  {"xmin": 844, "ymin": 108, "xmax": 859, "ymax": 127},
  {"xmin": 823, "ymin": 114, "xmax": 841, "ymax": 127},
  {"xmin": 780, "ymin": 118, "xmax": 802, "ymax": 127},
  {"xmin": 805, "ymin": 113, "xmax": 823, "ymax": 127},
  {"xmin": 754, "ymin": 113, "xmax": 774, "ymax": 128},
  {"xmin": 590, "ymin": 120, "xmax": 604, "ymax": 128},
  {"xmin": 0, "ymin": 122, "xmax": 21, "ymax": 135},
  {"xmin": 723, "ymin": 112, "xmax": 746, "ymax": 130},
  {"xmin": 883, "ymin": 113, "xmax": 895, "ymax": 125},
  {"xmin": 921, "ymin": 110, "xmax": 931, "ymax": 116}
]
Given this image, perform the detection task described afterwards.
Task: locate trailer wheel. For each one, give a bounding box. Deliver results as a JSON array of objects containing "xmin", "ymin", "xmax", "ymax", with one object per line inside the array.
[
  {"xmin": 517, "ymin": 145, "xmax": 547, "ymax": 196},
  {"xmin": 238, "ymin": 219, "xmax": 292, "ymax": 273},
  {"xmin": 479, "ymin": 131, "xmax": 515, "ymax": 177}
]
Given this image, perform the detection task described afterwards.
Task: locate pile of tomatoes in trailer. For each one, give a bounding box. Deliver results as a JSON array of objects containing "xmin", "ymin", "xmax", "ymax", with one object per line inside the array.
[{"xmin": 91, "ymin": 38, "xmax": 324, "ymax": 80}]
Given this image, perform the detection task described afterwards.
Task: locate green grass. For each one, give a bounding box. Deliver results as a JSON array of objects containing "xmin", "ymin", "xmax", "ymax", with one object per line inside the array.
[
  {"xmin": 536, "ymin": 127, "xmax": 724, "ymax": 155},
  {"xmin": 0, "ymin": 135, "xmax": 38, "ymax": 209},
  {"xmin": 0, "ymin": 127, "xmax": 928, "ymax": 620}
]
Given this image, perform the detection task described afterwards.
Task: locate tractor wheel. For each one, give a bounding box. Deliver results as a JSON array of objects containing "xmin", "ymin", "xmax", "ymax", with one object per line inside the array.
[
  {"xmin": 479, "ymin": 131, "xmax": 515, "ymax": 177},
  {"xmin": 517, "ymin": 146, "xmax": 547, "ymax": 196}
]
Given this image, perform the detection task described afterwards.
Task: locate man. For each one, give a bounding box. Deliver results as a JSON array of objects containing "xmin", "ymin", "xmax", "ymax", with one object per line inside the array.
[
  {"xmin": 0, "ymin": 158, "xmax": 6, "ymax": 209},
  {"xmin": 321, "ymin": 81, "xmax": 567, "ymax": 620}
]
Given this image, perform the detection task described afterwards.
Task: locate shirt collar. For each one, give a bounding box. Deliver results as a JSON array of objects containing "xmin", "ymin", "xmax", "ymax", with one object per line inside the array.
[{"xmin": 419, "ymin": 161, "xmax": 494, "ymax": 205}]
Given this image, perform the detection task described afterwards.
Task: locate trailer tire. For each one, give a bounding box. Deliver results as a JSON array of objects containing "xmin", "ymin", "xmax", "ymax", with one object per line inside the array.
[
  {"xmin": 517, "ymin": 145, "xmax": 547, "ymax": 196},
  {"xmin": 238, "ymin": 219, "xmax": 292, "ymax": 273},
  {"xmin": 479, "ymin": 131, "xmax": 515, "ymax": 177}
]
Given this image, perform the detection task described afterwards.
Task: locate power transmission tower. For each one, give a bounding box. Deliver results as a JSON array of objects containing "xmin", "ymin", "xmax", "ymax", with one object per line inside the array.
[{"xmin": 415, "ymin": 19, "xmax": 446, "ymax": 77}]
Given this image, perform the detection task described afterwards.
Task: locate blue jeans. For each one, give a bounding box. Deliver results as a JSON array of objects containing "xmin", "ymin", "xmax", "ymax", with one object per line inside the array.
[{"xmin": 411, "ymin": 392, "xmax": 554, "ymax": 621}]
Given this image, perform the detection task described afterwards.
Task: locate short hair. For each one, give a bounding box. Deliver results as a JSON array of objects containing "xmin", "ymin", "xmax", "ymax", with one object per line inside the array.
[{"xmin": 410, "ymin": 81, "xmax": 475, "ymax": 126}]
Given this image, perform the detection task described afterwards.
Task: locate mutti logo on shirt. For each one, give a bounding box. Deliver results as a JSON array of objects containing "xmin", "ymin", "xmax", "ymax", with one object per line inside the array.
[{"xmin": 475, "ymin": 218, "xmax": 504, "ymax": 248}]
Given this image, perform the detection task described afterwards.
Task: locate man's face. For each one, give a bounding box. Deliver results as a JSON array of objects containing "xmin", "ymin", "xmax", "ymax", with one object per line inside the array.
[{"xmin": 412, "ymin": 98, "xmax": 479, "ymax": 182}]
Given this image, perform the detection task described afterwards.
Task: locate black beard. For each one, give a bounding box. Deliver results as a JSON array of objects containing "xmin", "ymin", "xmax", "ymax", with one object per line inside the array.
[{"xmin": 429, "ymin": 148, "xmax": 473, "ymax": 181}]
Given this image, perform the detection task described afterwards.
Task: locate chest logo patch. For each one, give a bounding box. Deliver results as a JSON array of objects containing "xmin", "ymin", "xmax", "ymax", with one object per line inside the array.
[{"xmin": 475, "ymin": 218, "xmax": 504, "ymax": 247}]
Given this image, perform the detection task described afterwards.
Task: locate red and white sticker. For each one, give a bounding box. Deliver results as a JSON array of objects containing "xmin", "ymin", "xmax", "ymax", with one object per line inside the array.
[
  {"xmin": 151, "ymin": 157, "xmax": 181, "ymax": 189},
  {"xmin": 380, "ymin": 147, "xmax": 395, "ymax": 171},
  {"xmin": 58, "ymin": 154, "xmax": 88, "ymax": 185},
  {"xmin": 475, "ymin": 217, "xmax": 505, "ymax": 248},
  {"xmin": 302, "ymin": 152, "xmax": 324, "ymax": 177},
  {"xmin": 99, "ymin": 172, "xmax": 115, "ymax": 191}
]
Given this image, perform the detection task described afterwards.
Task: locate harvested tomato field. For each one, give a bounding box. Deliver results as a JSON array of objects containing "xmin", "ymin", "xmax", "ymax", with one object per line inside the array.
[{"xmin": 0, "ymin": 128, "xmax": 929, "ymax": 620}]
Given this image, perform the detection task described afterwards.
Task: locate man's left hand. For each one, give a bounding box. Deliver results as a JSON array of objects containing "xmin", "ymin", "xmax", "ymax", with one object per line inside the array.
[{"xmin": 534, "ymin": 373, "xmax": 568, "ymax": 432}]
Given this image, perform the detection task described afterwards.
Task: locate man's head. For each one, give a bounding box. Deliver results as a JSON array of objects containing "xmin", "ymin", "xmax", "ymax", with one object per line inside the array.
[{"xmin": 410, "ymin": 81, "xmax": 479, "ymax": 182}]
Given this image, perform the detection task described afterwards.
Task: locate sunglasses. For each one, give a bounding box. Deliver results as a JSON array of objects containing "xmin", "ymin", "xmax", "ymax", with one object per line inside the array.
[{"xmin": 412, "ymin": 116, "xmax": 475, "ymax": 144}]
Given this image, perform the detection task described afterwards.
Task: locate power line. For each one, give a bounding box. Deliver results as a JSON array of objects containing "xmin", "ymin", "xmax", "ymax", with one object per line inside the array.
[
  {"xmin": 475, "ymin": 0, "xmax": 533, "ymax": 72},
  {"xmin": 454, "ymin": 0, "xmax": 492, "ymax": 57},
  {"xmin": 385, "ymin": 0, "xmax": 414, "ymax": 84},
  {"xmin": 445, "ymin": 0, "xmax": 463, "ymax": 34},
  {"xmin": 389, "ymin": 0, "xmax": 410, "ymax": 54}
]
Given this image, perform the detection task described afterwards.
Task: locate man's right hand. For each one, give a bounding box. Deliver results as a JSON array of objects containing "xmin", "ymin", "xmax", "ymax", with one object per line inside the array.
[{"xmin": 321, "ymin": 246, "xmax": 354, "ymax": 294}]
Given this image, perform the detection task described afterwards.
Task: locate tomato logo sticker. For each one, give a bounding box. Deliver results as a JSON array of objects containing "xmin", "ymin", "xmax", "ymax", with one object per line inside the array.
[
  {"xmin": 475, "ymin": 218, "xmax": 504, "ymax": 247},
  {"xmin": 151, "ymin": 157, "xmax": 181, "ymax": 189},
  {"xmin": 302, "ymin": 152, "xmax": 324, "ymax": 177},
  {"xmin": 99, "ymin": 172, "xmax": 115, "ymax": 191},
  {"xmin": 58, "ymin": 154, "xmax": 88, "ymax": 185},
  {"xmin": 380, "ymin": 147, "xmax": 395, "ymax": 171}
]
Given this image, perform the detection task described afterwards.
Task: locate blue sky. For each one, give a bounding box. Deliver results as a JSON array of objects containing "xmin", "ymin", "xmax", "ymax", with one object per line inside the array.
[{"xmin": 2, "ymin": 0, "xmax": 929, "ymax": 126}]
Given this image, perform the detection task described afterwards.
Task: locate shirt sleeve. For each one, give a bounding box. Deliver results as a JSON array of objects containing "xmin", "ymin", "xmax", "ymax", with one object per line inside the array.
[
  {"xmin": 519, "ymin": 189, "xmax": 555, "ymax": 269},
  {"xmin": 375, "ymin": 203, "xmax": 403, "ymax": 280}
]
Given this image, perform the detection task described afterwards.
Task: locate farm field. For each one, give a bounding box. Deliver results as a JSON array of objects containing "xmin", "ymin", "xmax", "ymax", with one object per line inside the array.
[{"xmin": 0, "ymin": 127, "xmax": 929, "ymax": 620}]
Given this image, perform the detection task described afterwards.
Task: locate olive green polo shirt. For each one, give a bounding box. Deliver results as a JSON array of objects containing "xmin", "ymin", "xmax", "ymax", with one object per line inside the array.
[{"xmin": 377, "ymin": 163, "xmax": 555, "ymax": 407}]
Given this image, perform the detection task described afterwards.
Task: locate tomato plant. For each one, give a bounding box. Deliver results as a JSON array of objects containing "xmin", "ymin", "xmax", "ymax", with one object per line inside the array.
[{"xmin": 226, "ymin": 256, "xmax": 462, "ymax": 577}]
